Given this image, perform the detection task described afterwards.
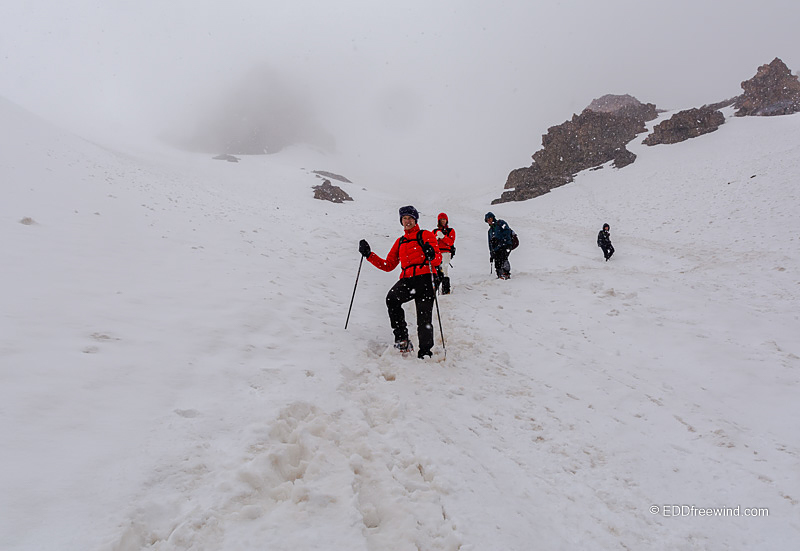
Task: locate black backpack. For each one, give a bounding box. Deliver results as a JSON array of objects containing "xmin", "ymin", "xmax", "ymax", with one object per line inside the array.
[{"xmin": 510, "ymin": 231, "xmax": 519, "ymax": 250}]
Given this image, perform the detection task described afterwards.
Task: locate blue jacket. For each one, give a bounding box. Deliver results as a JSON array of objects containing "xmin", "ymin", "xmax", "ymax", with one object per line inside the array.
[{"xmin": 488, "ymin": 219, "xmax": 514, "ymax": 253}]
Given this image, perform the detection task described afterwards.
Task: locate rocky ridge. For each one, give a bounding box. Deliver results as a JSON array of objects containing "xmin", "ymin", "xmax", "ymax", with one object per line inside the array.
[
  {"xmin": 495, "ymin": 57, "xmax": 800, "ymax": 204},
  {"xmin": 734, "ymin": 58, "xmax": 800, "ymax": 117},
  {"xmin": 643, "ymin": 107, "xmax": 726, "ymax": 146},
  {"xmin": 494, "ymin": 95, "xmax": 657, "ymax": 203}
]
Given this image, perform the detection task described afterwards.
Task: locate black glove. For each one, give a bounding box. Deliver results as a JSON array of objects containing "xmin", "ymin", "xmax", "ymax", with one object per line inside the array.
[
  {"xmin": 422, "ymin": 242, "xmax": 436, "ymax": 261},
  {"xmin": 490, "ymin": 252, "xmax": 495, "ymax": 262},
  {"xmin": 359, "ymin": 239, "xmax": 371, "ymax": 258}
]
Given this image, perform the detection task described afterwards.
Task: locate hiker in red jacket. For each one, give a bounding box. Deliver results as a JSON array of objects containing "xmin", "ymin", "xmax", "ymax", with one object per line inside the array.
[
  {"xmin": 359, "ymin": 205, "xmax": 441, "ymax": 358},
  {"xmin": 434, "ymin": 212, "xmax": 456, "ymax": 294}
]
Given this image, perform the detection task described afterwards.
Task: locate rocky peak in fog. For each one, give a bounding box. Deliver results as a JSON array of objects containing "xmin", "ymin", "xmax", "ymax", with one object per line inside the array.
[
  {"xmin": 494, "ymin": 58, "xmax": 799, "ymax": 204},
  {"xmin": 494, "ymin": 95, "xmax": 657, "ymax": 204},
  {"xmin": 734, "ymin": 57, "xmax": 800, "ymax": 117}
]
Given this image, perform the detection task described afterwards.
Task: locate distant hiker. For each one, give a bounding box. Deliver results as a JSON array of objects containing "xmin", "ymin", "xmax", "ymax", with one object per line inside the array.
[
  {"xmin": 485, "ymin": 212, "xmax": 514, "ymax": 279},
  {"xmin": 359, "ymin": 206, "xmax": 442, "ymax": 358},
  {"xmin": 434, "ymin": 212, "xmax": 456, "ymax": 294},
  {"xmin": 597, "ymin": 223, "xmax": 614, "ymax": 261}
]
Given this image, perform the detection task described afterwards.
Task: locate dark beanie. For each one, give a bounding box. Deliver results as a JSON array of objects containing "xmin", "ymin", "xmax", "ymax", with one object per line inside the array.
[
  {"xmin": 485, "ymin": 211, "xmax": 495, "ymax": 221},
  {"xmin": 399, "ymin": 205, "xmax": 419, "ymax": 222}
]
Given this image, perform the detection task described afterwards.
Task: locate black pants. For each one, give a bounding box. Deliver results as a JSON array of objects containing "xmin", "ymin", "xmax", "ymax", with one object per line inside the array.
[
  {"xmin": 386, "ymin": 274, "xmax": 435, "ymax": 353},
  {"xmin": 601, "ymin": 244, "xmax": 615, "ymax": 260},
  {"xmin": 493, "ymin": 247, "xmax": 511, "ymax": 277}
]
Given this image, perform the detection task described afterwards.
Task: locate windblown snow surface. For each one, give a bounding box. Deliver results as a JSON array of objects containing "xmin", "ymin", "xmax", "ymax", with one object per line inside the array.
[{"xmin": 2, "ymin": 97, "xmax": 799, "ymax": 550}]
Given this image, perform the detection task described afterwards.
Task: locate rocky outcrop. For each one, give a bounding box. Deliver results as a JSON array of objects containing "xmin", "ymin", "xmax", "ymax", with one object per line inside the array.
[
  {"xmin": 643, "ymin": 107, "xmax": 725, "ymax": 146},
  {"xmin": 313, "ymin": 179, "xmax": 352, "ymax": 203},
  {"xmin": 494, "ymin": 95, "xmax": 657, "ymax": 203},
  {"xmin": 734, "ymin": 57, "xmax": 800, "ymax": 117},
  {"xmin": 213, "ymin": 154, "xmax": 240, "ymax": 162},
  {"xmin": 313, "ymin": 171, "xmax": 352, "ymax": 183}
]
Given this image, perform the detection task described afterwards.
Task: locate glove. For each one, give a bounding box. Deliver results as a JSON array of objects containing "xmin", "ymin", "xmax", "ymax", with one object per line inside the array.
[
  {"xmin": 490, "ymin": 252, "xmax": 495, "ymax": 262},
  {"xmin": 435, "ymin": 230, "xmax": 444, "ymax": 239},
  {"xmin": 422, "ymin": 242, "xmax": 436, "ymax": 261},
  {"xmin": 359, "ymin": 239, "xmax": 371, "ymax": 258}
]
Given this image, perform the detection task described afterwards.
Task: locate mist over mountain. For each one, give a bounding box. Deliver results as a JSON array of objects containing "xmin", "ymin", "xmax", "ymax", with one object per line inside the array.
[{"xmin": 162, "ymin": 63, "xmax": 334, "ymax": 155}]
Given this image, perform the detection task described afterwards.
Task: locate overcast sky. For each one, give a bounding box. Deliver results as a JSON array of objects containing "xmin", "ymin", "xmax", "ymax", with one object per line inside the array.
[{"xmin": 2, "ymin": 0, "xmax": 798, "ymax": 192}]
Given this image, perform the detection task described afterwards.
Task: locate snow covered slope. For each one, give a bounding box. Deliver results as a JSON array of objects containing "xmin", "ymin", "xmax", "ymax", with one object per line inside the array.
[{"xmin": 1, "ymin": 97, "xmax": 798, "ymax": 550}]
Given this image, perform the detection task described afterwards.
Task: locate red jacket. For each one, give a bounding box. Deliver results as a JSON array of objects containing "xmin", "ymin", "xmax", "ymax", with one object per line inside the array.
[
  {"xmin": 367, "ymin": 225, "xmax": 441, "ymax": 279},
  {"xmin": 434, "ymin": 225, "xmax": 455, "ymax": 254}
]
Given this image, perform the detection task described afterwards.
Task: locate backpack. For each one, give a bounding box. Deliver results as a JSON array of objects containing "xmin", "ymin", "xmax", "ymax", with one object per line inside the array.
[
  {"xmin": 398, "ymin": 229, "xmax": 426, "ymax": 250},
  {"xmin": 398, "ymin": 229, "xmax": 438, "ymax": 264},
  {"xmin": 510, "ymin": 231, "xmax": 519, "ymax": 250}
]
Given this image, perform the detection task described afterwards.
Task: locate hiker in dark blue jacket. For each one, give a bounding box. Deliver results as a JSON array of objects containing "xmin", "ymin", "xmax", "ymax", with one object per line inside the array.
[
  {"xmin": 485, "ymin": 212, "xmax": 514, "ymax": 279},
  {"xmin": 597, "ymin": 223, "xmax": 614, "ymax": 261}
]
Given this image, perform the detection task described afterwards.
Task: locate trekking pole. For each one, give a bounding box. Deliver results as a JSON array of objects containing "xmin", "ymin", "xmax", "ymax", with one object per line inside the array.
[
  {"xmin": 344, "ymin": 255, "xmax": 364, "ymax": 330},
  {"xmin": 427, "ymin": 261, "xmax": 446, "ymax": 359}
]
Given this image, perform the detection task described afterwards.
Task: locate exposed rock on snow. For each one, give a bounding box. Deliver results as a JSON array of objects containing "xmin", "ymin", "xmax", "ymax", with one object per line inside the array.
[
  {"xmin": 494, "ymin": 94, "xmax": 657, "ymax": 203},
  {"xmin": 313, "ymin": 179, "xmax": 353, "ymax": 203},
  {"xmin": 496, "ymin": 57, "xmax": 800, "ymax": 204},
  {"xmin": 313, "ymin": 170, "xmax": 352, "ymax": 184},
  {"xmin": 213, "ymin": 154, "xmax": 240, "ymax": 162},
  {"xmin": 734, "ymin": 57, "xmax": 800, "ymax": 117},
  {"xmin": 643, "ymin": 107, "xmax": 726, "ymax": 146}
]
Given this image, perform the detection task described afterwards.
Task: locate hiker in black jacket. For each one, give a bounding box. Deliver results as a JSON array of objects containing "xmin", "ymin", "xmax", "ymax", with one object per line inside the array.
[
  {"xmin": 485, "ymin": 212, "xmax": 514, "ymax": 279},
  {"xmin": 597, "ymin": 223, "xmax": 614, "ymax": 261}
]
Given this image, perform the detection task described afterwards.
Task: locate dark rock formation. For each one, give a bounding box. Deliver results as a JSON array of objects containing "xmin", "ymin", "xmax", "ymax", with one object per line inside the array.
[
  {"xmin": 213, "ymin": 154, "xmax": 240, "ymax": 162},
  {"xmin": 643, "ymin": 107, "xmax": 725, "ymax": 146},
  {"xmin": 313, "ymin": 179, "xmax": 353, "ymax": 203},
  {"xmin": 313, "ymin": 170, "xmax": 352, "ymax": 183},
  {"xmin": 704, "ymin": 97, "xmax": 737, "ymax": 111},
  {"xmin": 734, "ymin": 57, "xmax": 800, "ymax": 117},
  {"xmin": 494, "ymin": 95, "xmax": 657, "ymax": 203}
]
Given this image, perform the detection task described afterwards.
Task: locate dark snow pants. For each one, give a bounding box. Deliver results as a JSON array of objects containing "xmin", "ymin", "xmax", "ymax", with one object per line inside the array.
[
  {"xmin": 601, "ymin": 244, "xmax": 615, "ymax": 260},
  {"xmin": 386, "ymin": 274, "xmax": 435, "ymax": 353},
  {"xmin": 493, "ymin": 247, "xmax": 511, "ymax": 277}
]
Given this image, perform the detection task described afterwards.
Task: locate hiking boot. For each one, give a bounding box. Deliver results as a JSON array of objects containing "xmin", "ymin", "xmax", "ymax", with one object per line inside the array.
[
  {"xmin": 417, "ymin": 349, "xmax": 432, "ymax": 359},
  {"xmin": 394, "ymin": 339, "xmax": 413, "ymax": 354}
]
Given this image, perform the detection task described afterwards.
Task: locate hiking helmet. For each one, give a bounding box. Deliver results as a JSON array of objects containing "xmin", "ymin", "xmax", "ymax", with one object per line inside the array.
[
  {"xmin": 485, "ymin": 211, "xmax": 495, "ymax": 222},
  {"xmin": 399, "ymin": 205, "xmax": 419, "ymax": 222}
]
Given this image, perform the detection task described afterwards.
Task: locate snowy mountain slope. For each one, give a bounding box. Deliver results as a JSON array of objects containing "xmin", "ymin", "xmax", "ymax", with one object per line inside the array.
[{"xmin": 1, "ymin": 97, "xmax": 798, "ymax": 550}]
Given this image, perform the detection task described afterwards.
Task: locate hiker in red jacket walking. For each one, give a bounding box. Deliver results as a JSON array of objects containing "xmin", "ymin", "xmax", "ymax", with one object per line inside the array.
[
  {"xmin": 359, "ymin": 205, "xmax": 441, "ymax": 358},
  {"xmin": 434, "ymin": 212, "xmax": 456, "ymax": 294}
]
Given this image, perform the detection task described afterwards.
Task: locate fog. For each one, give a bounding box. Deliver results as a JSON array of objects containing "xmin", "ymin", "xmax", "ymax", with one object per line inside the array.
[{"xmin": 2, "ymin": 0, "xmax": 798, "ymax": 192}]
